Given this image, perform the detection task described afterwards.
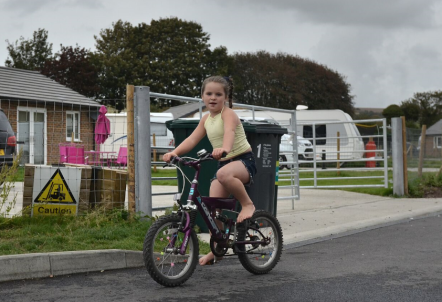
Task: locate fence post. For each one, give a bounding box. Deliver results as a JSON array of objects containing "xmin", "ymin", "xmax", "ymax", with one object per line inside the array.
[
  {"xmin": 336, "ymin": 132, "xmax": 340, "ymax": 176},
  {"xmin": 392, "ymin": 117, "xmax": 404, "ymax": 195},
  {"xmin": 322, "ymin": 150, "xmax": 326, "ymax": 169},
  {"xmin": 290, "ymin": 110, "xmax": 300, "ymax": 205},
  {"xmin": 134, "ymin": 86, "xmax": 152, "ymax": 217},
  {"xmin": 401, "ymin": 116, "xmax": 408, "ymax": 195},
  {"xmin": 127, "ymin": 85, "xmax": 135, "ymax": 213},
  {"xmin": 153, "ymin": 134, "xmax": 157, "ymax": 173},
  {"xmin": 418, "ymin": 125, "xmax": 426, "ymax": 177}
]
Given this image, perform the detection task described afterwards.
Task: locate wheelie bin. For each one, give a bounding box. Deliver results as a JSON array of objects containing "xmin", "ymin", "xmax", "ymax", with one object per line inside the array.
[{"xmin": 242, "ymin": 121, "xmax": 287, "ymax": 215}]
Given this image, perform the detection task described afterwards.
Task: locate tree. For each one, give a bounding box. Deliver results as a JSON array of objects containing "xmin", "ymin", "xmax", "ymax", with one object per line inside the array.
[
  {"xmin": 382, "ymin": 104, "xmax": 404, "ymax": 125},
  {"xmin": 413, "ymin": 91, "xmax": 442, "ymax": 127},
  {"xmin": 94, "ymin": 20, "xmax": 137, "ymax": 108},
  {"xmin": 5, "ymin": 28, "xmax": 53, "ymax": 70},
  {"xmin": 400, "ymin": 99, "xmax": 420, "ymax": 128},
  {"xmin": 397, "ymin": 91, "xmax": 442, "ymax": 128},
  {"xmin": 203, "ymin": 46, "xmax": 234, "ymax": 81},
  {"xmin": 40, "ymin": 45, "xmax": 100, "ymax": 98},
  {"xmin": 231, "ymin": 51, "xmax": 354, "ymax": 116},
  {"xmin": 400, "ymin": 99, "xmax": 420, "ymax": 122},
  {"xmin": 94, "ymin": 18, "xmax": 231, "ymax": 109}
]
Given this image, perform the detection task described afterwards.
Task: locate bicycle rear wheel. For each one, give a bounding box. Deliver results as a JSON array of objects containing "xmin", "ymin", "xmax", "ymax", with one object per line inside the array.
[
  {"xmin": 143, "ymin": 214, "xmax": 199, "ymax": 287},
  {"xmin": 237, "ymin": 210, "xmax": 283, "ymax": 274}
]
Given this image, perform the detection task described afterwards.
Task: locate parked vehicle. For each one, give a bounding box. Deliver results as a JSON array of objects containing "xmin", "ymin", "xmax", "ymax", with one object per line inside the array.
[
  {"xmin": 279, "ymin": 134, "xmax": 314, "ymax": 169},
  {"xmin": 101, "ymin": 112, "xmax": 174, "ymax": 156},
  {"xmin": 0, "ymin": 109, "xmax": 16, "ymax": 167},
  {"xmin": 296, "ymin": 109, "xmax": 364, "ymax": 161}
]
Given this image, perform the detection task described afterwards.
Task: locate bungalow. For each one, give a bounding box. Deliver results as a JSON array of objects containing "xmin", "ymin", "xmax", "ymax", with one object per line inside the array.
[
  {"xmin": 422, "ymin": 120, "xmax": 442, "ymax": 157},
  {"xmin": 0, "ymin": 66, "xmax": 101, "ymax": 165}
]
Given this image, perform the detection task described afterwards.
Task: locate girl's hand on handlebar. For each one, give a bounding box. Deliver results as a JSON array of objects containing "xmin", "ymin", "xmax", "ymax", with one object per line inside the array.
[
  {"xmin": 212, "ymin": 148, "xmax": 228, "ymax": 160},
  {"xmin": 163, "ymin": 152, "xmax": 178, "ymax": 163}
]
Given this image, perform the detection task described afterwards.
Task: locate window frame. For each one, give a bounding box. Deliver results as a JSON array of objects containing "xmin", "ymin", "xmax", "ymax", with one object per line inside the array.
[
  {"xmin": 303, "ymin": 124, "xmax": 327, "ymax": 146},
  {"xmin": 434, "ymin": 136, "xmax": 441, "ymax": 149},
  {"xmin": 66, "ymin": 111, "xmax": 80, "ymax": 142}
]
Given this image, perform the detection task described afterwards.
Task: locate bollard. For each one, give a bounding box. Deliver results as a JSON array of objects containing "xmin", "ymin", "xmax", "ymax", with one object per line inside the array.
[{"xmin": 322, "ymin": 150, "xmax": 326, "ymax": 169}]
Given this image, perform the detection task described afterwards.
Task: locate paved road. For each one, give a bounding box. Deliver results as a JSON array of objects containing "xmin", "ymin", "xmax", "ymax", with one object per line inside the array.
[{"xmin": 1, "ymin": 214, "xmax": 441, "ymax": 302}]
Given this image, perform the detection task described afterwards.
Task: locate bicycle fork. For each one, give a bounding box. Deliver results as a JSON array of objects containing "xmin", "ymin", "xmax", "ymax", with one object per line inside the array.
[{"xmin": 165, "ymin": 210, "xmax": 195, "ymax": 256}]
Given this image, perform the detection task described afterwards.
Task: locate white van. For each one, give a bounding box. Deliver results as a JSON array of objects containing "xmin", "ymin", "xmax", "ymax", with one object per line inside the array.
[
  {"xmin": 101, "ymin": 112, "xmax": 175, "ymax": 156},
  {"xmin": 296, "ymin": 109, "xmax": 364, "ymax": 161}
]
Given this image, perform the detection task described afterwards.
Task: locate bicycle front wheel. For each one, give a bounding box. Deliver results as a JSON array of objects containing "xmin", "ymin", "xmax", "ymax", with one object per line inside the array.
[
  {"xmin": 143, "ymin": 214, "xmax": 199, "ymax": 287},
  {"xmin": 237, "ymin": 210, "xmax": 283, "ymax": 274}
]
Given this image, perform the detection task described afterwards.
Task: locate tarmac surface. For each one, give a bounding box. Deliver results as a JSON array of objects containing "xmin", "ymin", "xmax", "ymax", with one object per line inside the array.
[{"xmin": 1, "ymin": 185, "xmax": 442, "ymax": 282}]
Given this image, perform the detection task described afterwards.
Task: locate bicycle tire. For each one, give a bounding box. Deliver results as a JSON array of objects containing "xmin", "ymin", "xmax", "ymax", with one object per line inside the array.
[
  {"xmin": 143, "ymin": 214, "xmax": 199, "ymax": 287},
  {"xmin": 237, "ymin": 210, "xmax": 283, "ymax": 274}
]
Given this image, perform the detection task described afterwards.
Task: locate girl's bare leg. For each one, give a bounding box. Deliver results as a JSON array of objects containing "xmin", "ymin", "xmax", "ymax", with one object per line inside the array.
[
  {"xmin": 199, "ymin": 161, "xmax": 255, "ymax": 265},
  {"xmin": 216, "ymin": 161, "xmax": 255, "ymax": 223},
  {"xmin": 199, "ymin": 180, "xmax": 229, "ymax": 266}
]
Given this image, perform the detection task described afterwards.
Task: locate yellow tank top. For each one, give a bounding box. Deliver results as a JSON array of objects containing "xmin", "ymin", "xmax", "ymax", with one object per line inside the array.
[{"xmin": 204, "ymin": 107, "xmax": 251, "ymax": 160}]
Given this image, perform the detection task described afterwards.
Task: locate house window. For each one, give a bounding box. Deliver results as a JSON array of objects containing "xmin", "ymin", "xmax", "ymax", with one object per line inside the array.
[
  {"xmin": 434, "ymin": 136, "xmax": 442, "ymax": 149},
  {"xmin": 66, "ymin": 111, "xmax": 80, "ymax": 141}
]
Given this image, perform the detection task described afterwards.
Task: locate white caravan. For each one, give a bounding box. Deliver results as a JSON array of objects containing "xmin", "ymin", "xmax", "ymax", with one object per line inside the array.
[
  {"xmin": 100, "ymin": 112, "xmax": 175, "ymax": 156},
  {"xmin": 295, "ymin": 109, "xmax": 364, "ymax": 161}
]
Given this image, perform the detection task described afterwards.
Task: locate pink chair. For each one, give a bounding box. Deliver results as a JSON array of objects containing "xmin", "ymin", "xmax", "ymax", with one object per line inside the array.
[
  {"xmin": 59, "ymin": 144, "xmax": 68, "ymax": 163},
  {"xmin": 114, "ymin": 147, "xmax": 128, "ymax": 168},
  {"xmin": 67, "ymin": 145, "xmax": 86, "ymax": 164}
]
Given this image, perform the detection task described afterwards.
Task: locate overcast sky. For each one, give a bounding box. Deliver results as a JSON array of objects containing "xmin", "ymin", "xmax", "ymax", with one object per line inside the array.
[{"xmin": 1, "ymin": 0, "xmax": 441, "ymax": 109}]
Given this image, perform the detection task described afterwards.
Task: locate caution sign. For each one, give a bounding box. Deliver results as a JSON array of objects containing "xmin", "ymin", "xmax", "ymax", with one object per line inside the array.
[{"xmin": 32, "ymin": 167, "xmax": 80, "ymax": 216}]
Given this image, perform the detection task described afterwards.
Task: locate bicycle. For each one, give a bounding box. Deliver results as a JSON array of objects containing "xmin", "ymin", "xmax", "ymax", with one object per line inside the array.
[{"xmin": 143, "ymin": 149, "xmax": 283, "ymax": 287}]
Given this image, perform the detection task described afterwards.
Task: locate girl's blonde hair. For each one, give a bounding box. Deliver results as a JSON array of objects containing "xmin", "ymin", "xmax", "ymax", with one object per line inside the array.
[{"xmin": 201, "ymin": 76, "xmax": 234, "ymax": 108}]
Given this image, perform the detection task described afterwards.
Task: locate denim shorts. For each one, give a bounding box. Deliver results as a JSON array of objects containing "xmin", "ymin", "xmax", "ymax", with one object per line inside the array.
[{"xmin": 211, "ymin": 151, "xmax": 257, "ymax": 187}]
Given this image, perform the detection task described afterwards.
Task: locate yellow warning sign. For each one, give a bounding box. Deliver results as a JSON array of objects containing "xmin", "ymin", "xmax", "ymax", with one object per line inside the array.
[{"xmin": 34, "ymin": 169, "xmax": 77, "ymax": 204}]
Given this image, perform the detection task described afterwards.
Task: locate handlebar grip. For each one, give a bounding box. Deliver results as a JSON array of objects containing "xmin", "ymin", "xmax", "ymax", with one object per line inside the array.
[
  {"xmin": 163, "ymin": 156, "xmax": 177, "ymax": 168},
  {"xmin": 221, "ymin": 152, "xmax": 227, "ymax": 158}
]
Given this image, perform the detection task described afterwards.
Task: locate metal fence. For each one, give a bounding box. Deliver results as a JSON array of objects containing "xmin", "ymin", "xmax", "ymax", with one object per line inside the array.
[
  {"xmin": 278, "ymin": 118, "xmax": 389, "ymax": 189},
  {"xmin": 404, "ymin": 125, "xmax": 442, "ymax": 185}
]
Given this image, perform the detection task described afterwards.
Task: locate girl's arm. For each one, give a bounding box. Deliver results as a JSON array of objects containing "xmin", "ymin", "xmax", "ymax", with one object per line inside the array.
[{"xmin": 163, "ymin": 115, "xmax": 208, "ymax": 161}]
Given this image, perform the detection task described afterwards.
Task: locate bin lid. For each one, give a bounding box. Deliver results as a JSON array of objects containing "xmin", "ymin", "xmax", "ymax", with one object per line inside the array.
[
  {"xmin": 242, "ymin": 121, "xmax": 288, "ymax": 135},
  {"xmin": 166, "ymin": 118, "xmax": 200, "ymax": 130},
  {"xmin": 166, "ymin": 118, "xmax": 288, "ymax": 135}
]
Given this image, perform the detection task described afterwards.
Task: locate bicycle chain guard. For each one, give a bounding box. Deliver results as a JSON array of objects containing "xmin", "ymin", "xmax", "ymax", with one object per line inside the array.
[{"xmin": 210, "ymin": 236, "xmax": 229, "ymax": 257}]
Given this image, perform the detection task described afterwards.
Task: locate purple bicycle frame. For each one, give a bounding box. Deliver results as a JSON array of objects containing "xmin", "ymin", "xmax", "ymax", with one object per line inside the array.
[
  {"xmin": 174, "ymin": 155, "xmax": 268, "ymax": 256},
  {"xmin": 176, "ymin": 157, "xmax": 237, "ymax": 255}
]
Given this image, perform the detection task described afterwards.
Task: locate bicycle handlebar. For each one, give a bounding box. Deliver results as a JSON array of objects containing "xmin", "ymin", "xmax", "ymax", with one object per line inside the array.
[{"xmin": 163, "ymin": 150, "xmax": 227, "ymax": 168}]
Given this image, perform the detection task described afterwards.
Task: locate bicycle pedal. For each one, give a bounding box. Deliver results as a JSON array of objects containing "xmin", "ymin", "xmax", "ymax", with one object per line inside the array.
[{"xmin": 235, "ymin": 221, "xmax": 247, "ymax": 231}]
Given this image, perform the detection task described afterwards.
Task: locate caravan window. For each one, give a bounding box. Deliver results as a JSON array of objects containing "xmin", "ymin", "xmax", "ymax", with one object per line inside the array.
[
  {"xmin": 303, "ymin": 124, "xmax": 326, "ymax": 145},
  {"xmin": 151, "ymin": 122, "xmax": 167, "ymax": 136}
]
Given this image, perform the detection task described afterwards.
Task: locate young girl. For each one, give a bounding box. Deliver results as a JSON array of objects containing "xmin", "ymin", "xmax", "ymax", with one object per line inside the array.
[{"xmin": 163, "ymin": 76, "xmax": 257, "ymax": 266}]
